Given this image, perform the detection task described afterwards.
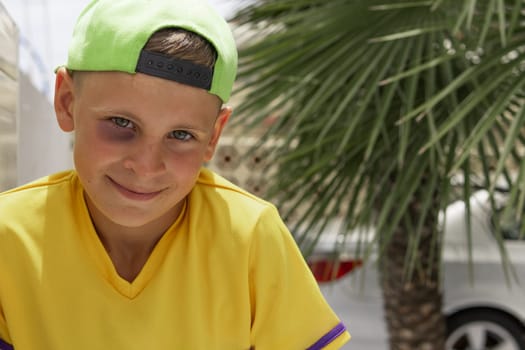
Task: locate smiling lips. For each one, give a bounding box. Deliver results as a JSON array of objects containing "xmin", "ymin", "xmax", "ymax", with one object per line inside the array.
[{"xmin": 108, "ymin": 176, "xmax": 164, "ymax": 201}]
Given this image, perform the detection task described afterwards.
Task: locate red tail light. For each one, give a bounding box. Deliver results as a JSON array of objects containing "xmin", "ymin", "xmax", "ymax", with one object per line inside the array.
[{"xmin": 308, "ymin": 259, "xmax": 362, "ymax": 283}]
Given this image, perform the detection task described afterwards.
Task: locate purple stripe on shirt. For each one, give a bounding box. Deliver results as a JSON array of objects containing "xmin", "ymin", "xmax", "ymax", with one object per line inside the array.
[
  {"xmin": 0, "ymin": 338, "xmax": 13, "ymax": 350},
  {"xmin": 306, "ymin": 322, "xmax": 346, "ymax": 350}
]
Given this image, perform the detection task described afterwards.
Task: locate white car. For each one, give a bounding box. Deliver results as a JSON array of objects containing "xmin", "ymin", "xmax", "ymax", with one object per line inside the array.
[{"xmin": 308, "ymin": 190, "xmax": 525, "ymax": 349}]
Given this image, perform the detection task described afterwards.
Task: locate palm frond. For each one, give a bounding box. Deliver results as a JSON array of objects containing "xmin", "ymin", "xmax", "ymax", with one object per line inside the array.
[{"xmin": 233, "ymin": 0, "xmax": 525, "ymax": 277}]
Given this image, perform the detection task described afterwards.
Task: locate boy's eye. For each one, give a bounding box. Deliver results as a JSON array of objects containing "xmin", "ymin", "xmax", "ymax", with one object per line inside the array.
[
  {"xmin": 169, "ymin": 130, "xmax": 193, "ymax": 141},
  {"xmin": 110, "ymin": 117, "xmax": 134, "ymax": 128}
]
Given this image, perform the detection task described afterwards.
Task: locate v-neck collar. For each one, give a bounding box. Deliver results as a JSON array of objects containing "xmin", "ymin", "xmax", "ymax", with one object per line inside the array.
[{"xmin": 72, "ymin": 174, "xmax": 185, "ymax": 299}]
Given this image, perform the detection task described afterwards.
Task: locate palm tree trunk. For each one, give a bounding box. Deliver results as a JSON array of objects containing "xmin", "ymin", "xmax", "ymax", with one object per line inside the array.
[{"xmin": 380, "ymin": 195, "xmax": 446, "ymax": 350}]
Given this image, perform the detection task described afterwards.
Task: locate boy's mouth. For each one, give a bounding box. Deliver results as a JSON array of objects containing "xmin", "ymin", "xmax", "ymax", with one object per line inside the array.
[{"xmin": 107, "ymin": 176, "xmax": 165, "ymax": 201}]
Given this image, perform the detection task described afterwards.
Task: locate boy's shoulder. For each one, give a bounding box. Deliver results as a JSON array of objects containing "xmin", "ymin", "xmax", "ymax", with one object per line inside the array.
[
  {"xmin": 0, "ymin": 170, "xmax": 78, "ymax": 240},
  {"xmin": 0, "ymin": 170, "xmax": 76, "ymax": 203},
  {"xmin": 193, "ymin": 168, "xmax": 276, "ymax": 213},
  {"xmin": 191, "ymin": 168, "xmax": 288, "ymax": 241},
  {"xmin": 194, "ymin": 168, "xmax": 273, "ymax": 202},
  {"xmin": 0, "ymin": 171, "xmax": 77, "ymax": 222}
]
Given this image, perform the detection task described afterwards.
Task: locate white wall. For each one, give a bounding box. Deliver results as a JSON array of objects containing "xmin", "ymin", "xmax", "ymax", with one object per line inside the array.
[
  {"xmin": 17, "ymin": 71, "xmax": 72, "ymax": 185},
  {"xmin": 0, "ymin": 3, "xmax": 18, "ymax": 191}
]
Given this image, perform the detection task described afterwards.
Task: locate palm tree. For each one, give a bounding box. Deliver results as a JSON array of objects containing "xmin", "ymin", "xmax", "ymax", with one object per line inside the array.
[{"xmin": 232, "ymin": 0, "xmax": 525, "ymax": 349}]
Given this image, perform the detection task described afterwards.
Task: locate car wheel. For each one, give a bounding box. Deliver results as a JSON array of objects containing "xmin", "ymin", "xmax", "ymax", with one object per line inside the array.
[{"xmin": 446, "ymin": 310, "xmax": 525, "ymax": 350}]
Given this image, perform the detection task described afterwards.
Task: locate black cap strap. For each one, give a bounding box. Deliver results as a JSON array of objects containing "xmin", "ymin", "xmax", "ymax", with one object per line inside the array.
[{"xmin": 135, "ymin": 50, "xmax": 213, "ymax": 90}]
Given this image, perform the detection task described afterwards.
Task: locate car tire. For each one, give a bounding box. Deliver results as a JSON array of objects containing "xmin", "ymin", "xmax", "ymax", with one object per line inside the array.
[{"xmin": 446, "ymin": 310, "xmax": 525, "ymax": 350}]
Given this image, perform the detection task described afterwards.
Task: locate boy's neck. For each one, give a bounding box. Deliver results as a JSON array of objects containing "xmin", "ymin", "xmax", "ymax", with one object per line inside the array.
[{"xmin": 84, "ymin": 195, "xmax": 184, "ymax": 282}]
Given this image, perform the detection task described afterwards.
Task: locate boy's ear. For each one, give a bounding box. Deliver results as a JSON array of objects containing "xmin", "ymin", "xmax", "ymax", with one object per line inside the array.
[
  {"xmin": 54, "ymin": 67, "xmax": 76, "ymax": 132},
  {"xmin": 204, "ymin": 106, "xmax": 232, "ymax": 162}
]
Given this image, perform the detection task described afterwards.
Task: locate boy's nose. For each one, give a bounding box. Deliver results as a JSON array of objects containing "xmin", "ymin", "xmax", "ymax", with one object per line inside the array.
[{"xmin": 123, "ymin": 141, "xmax": 166, "ymax": 177}]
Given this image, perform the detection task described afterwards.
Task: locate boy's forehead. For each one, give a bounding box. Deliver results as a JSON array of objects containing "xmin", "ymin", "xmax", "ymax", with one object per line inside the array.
[{"xmin": 74, "ymin": 71, "xmax": 223, "ymax": 116}]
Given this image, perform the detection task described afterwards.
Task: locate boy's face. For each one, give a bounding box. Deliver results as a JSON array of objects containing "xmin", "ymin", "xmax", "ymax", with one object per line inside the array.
[{"xmin": 54, "ymin": 68, "xmax": 230, "ymax": 231}]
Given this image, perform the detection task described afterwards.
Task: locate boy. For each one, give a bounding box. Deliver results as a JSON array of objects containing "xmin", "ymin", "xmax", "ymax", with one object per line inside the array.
[{"xmin": 0, "ymin": 0, "xmax": 350, "ymax": 349}]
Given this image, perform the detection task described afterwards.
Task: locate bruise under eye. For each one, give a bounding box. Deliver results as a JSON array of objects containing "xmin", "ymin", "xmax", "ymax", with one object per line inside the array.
[{"xmin": 97, "ymin": 120, "xmax": 135, "ymax": 142}]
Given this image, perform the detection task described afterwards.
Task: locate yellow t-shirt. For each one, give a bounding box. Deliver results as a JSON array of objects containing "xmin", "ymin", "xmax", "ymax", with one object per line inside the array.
[{"xmin": 0, "ymin": 169, "xmax": 350, "ymax": 350}]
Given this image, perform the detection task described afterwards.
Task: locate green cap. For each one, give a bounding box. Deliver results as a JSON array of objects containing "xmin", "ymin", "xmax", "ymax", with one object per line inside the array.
[{"xmin": 66, "ymin": 0, "xmax": 238, "ymax": 102}]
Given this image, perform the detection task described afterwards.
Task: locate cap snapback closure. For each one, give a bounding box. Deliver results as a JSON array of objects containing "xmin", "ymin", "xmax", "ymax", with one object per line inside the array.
[{"xmin": 135, "ymin": 50, "xmax": 213, "ymax": 90}]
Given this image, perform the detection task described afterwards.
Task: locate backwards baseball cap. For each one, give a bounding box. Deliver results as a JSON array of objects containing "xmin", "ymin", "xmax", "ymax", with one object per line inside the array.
[{"xmin": 65, "ymin": 0, "xmax": 238, "ymax": 102}]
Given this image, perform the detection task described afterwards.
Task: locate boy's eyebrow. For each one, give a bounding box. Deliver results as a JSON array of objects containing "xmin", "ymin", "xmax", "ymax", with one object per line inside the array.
[
  {"xmin": 166, "ymin": 123, "xmax": 211, "ymax": 133},
  {"xmin": 90, "ymin": 106, "xmax": 140, "ymax": 120}
]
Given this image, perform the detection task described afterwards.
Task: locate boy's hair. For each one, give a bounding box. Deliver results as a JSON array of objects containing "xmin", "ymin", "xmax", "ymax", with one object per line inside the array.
[{"xmin": 144, "ymin": 29, "xmax": 217, "ymax": 69}]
